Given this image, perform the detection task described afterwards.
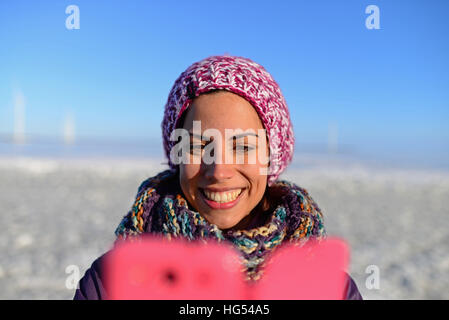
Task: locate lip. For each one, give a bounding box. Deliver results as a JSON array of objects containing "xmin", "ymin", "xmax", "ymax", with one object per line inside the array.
[
  {"xmin": 201, "ymin": 187, "xmax": 242, "ymax": 192},
  {"xmin": 199, "ymin": 188, "xmax": 245, "ymax": 210}
]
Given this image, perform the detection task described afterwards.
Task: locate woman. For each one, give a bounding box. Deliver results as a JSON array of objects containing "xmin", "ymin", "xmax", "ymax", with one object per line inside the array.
[{"xmin": 74, "ymin": 55, "xmax": 362, "ymax": 300}]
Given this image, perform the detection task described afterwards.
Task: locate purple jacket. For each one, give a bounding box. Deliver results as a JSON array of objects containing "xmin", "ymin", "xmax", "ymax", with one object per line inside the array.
[{"xmin": 73, "ymin": 251, "xmax": 363, "ymax": 300}]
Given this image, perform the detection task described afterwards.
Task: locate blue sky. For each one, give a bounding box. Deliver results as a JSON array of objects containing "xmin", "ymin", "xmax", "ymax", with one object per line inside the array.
[{"xmin": 0, "ymin": 0, "xmax": 448, "ymax": 166}]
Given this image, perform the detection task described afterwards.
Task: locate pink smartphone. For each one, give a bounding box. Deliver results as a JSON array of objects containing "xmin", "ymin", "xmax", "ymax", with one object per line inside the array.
[{"xmin": 105, "ymin": 236, "xmax": 349, "ymax": 300}]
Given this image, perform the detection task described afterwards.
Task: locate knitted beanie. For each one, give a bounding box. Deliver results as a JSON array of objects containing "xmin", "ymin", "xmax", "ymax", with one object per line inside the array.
[{"xmin": 161, "ymin": 55, "xmax": 294, "ymax": 186}]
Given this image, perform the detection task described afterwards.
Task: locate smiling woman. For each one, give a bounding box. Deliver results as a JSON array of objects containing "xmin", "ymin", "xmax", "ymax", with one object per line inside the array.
[{"xmin": 74, "ymin": 55, "xmax": 362, "ymax": 300}]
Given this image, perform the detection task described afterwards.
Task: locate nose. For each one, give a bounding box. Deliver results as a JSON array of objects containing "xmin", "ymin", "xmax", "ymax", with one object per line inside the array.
[
  {"xmin": 203, "ymin": 161, "xmax": 234, "ymax": 181},
  {"xmin": 201, "ymin": 142, "xmax": 235, "ymax": 181}
]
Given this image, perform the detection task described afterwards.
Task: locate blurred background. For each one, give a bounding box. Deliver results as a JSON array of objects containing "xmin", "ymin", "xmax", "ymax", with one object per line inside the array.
[{"xmin": 0, "ymin": 0, "xmax": 448, "ymax": 299}]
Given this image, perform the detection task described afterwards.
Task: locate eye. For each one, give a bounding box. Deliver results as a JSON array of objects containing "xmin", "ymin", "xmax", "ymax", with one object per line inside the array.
[
  {"xmin": 189, "ymin": 143, "xmax": 205, "ymax": 154},
  {"xmin": 234, "ymin": 145, "xmax": 254, "ymax": 153}
]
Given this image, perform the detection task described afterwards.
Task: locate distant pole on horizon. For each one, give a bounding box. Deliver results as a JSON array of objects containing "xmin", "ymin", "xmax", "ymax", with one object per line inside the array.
[
  {"xmin": 328, "ymin": 121, "xmax": 338, "ymax": 154},
  {"xmin": 13, "ymin": 90, "xmax": 26, "ymax": 144},
  {"xmin": 63, "ymin": 111, "xmax": 76, "ymax": 145}
]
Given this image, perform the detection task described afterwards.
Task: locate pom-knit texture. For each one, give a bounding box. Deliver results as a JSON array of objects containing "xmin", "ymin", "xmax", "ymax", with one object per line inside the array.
[
  {"xmin": 161, "ymin": 55, "xmax": 294, "ymax": 186},
  {"xmin": 115, "ymin": 170, "xmax": 326, "ymax": 281}
]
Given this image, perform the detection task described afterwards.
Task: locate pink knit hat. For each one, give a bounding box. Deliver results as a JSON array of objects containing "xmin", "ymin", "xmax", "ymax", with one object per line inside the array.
[{"xmin": 161, "ymin": 55, "xmax": 294, "ymax": 186}]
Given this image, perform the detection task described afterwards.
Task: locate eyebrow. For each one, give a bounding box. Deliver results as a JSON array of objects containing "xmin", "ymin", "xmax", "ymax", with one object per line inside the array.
[
  {"xmin": 232, "ymin": 132, "xmax": 259, "ymax": 140},
  {"xmin": 189, "ymin": 131, "xmax": 259, "ymax": 140}
]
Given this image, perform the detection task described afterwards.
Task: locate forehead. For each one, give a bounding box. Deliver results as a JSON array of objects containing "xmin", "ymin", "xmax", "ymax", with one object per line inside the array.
[{"xmin": 181, "ymin": 91, "xmax": 265, "ymax": 131}]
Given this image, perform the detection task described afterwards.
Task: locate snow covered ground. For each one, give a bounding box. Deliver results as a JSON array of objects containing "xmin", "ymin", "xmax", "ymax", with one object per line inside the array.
[{"xmin": 0, "ymin": 155, "xmax": 448, "ymax": 299}]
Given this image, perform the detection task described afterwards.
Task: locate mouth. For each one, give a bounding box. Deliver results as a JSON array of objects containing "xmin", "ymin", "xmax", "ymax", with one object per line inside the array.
[{"xmin": 199, "ymin": 187, "xmax": 245, "ymax": 210}]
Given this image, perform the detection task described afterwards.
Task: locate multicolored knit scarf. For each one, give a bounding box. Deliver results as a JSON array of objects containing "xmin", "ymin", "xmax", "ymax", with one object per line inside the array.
[{"xmin": 114, "ymin": 169, "xmax": 326, "ymax": 281}]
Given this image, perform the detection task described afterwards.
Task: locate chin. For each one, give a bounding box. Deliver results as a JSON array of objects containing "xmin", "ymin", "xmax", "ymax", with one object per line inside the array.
[{"xmin": 204, "ymin": 213, "xmax": 242, "ymax": 230}]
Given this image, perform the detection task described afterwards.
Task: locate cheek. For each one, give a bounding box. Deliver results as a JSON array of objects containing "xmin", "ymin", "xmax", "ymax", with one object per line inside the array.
[
  {"xmin": 180, "ymin": 163, "xmax": 200, "ymax": 181},
  {"xmin": 242, "ymin": 164, "xmax": 268, "ymax": 196},
  {"xmin": 179, "ymin": 164, "xmax": 201, "ymax": 200}
]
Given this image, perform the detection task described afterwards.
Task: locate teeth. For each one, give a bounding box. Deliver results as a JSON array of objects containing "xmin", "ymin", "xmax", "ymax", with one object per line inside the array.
[{"xmin": 203, "ymin": 189, "xmax": 242, "ymax": 203}]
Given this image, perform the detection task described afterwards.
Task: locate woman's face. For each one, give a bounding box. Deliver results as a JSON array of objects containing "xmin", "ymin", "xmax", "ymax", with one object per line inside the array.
[{"xmin": 179, "ymin": 91, "xmax": 269, "ymax": 230}]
